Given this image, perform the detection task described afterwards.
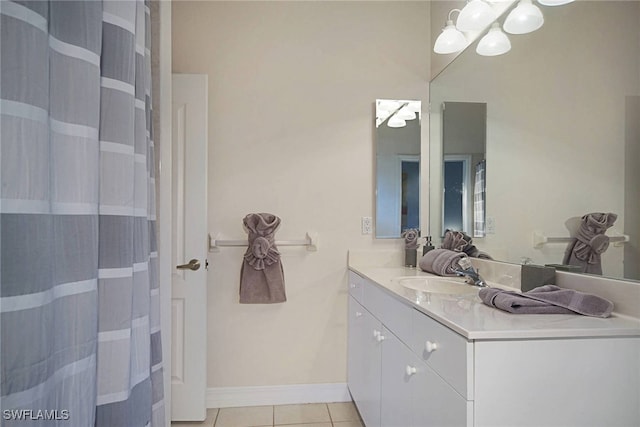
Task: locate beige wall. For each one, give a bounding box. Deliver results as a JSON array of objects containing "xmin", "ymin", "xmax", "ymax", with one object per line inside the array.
[{"xmin": 172, "ymin": 1, "xmax": 430, "ymax": 388}]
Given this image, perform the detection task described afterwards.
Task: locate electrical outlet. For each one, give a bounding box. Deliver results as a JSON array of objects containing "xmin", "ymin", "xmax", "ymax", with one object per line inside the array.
[{"xmin": 362, "ymin": 216, "xmax": 373, "ymax": 235}]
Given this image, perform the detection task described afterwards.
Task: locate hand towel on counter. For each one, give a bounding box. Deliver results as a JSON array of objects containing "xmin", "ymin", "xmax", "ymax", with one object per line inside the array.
[
  {"xmin": 240, "ymin": 213, "xmax": 286, "ymax": 304},
  {"xmin": 562, "ymin": 212, "xmax": 617, "ymax": 275},
  {"xmin": 479, "ymin": 285, "xmax": 613, "ymax": 318},
  {"xmin": 418, "ymin": 248, "xmax": 467, "ymax": 276}
]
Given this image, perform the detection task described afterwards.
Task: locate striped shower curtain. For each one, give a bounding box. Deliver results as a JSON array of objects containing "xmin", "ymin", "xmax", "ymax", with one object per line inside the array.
[{"xmin": 1, "ymin": 1, "xmax": 164, "ymax": 426}]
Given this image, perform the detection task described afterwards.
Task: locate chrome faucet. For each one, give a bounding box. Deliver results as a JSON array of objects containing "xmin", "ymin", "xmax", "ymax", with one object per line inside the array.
[
  {"xmin": 455, "ymin": 268, "xmax": 488, "ymax": 287},
  {"xmin": 454, "ymin": 258, "xmax": 488, "ymax": 287}
]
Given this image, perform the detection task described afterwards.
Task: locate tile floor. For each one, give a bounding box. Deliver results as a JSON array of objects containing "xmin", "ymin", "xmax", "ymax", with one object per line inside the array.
[{"xmin": 171, "ymin": 402, "xmax": 363, "ymax": 427}]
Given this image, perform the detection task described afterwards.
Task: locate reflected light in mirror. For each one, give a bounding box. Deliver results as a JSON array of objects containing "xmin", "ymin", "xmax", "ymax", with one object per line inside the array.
[
  {"xmin": 538, "ymin": 0, "xmax": 574, "ymax": 5},
  {"xmin": 457, "ymin": 0, "xmax": 498, "ymax": 32},
  {"xmin": 476, "ymin": 22, "xmax": 512, "ymax": 56},
  {"xmin": 396, "ymin": 107, "xmax": 417, "ymax": 121},
  {"xmin": 434, "ymin": 12, "xmax": 467, "ymax": 54},
  {"xmin": 388, "ymin": 116, "xmax": 407, "ymax": 128},
  {"xmin": 504, "ymin": 0, "xmax": 544, "ymax": 34}
]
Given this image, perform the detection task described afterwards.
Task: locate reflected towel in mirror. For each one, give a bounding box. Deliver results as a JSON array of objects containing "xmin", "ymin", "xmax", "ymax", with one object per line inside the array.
[
  {"xmin": 562, "ymin": 212, "xmax": 617, "ymax": 275},
  {"xmin": 442, "ymin": 229, "xmax": 492, "ymax": 259},
  {"xmin": 419, "ymin": 248, "xmax": 467, "ymax": 276}
]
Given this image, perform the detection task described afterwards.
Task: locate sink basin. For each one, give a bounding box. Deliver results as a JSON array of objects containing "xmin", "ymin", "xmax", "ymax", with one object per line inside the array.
[{"xmin": 394, "ymin": 277, "xmax": 479, "ymax": 295}]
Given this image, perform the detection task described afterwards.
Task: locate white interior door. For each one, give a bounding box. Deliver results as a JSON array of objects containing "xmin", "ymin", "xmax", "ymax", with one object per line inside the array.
[{"xmin": 171, "ymin": 74, "xmax": 208, "ymax": 421}]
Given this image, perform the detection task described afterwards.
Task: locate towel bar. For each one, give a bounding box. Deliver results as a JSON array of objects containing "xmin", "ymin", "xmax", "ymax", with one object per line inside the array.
[
  {"xmin": 209, "ymin": 232, "xmax": 318, "ymax": 252},
  {"xmin": 532, "ymin": 231, "xmax": 629, "ymax": 249}
]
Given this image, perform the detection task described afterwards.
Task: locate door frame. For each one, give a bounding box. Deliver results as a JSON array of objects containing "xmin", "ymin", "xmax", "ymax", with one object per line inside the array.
[
  {"xmin": 442, "ymin": 154, "xmax": 472, "ymax": 235},
  {"xmin": 154, "ymin": 0, "xmax": 173, "ymax": 424}
]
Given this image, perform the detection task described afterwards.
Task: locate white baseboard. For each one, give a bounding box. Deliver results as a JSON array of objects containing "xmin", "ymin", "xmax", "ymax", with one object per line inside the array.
[{"xmin": 207, "ymin": 383, "xmax": 351, "ymax": 408}]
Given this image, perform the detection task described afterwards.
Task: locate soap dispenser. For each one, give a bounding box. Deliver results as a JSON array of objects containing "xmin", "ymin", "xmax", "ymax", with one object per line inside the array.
[{"xmin": 422, "ymin": 236, "xmax": 435, "ymax": 256}]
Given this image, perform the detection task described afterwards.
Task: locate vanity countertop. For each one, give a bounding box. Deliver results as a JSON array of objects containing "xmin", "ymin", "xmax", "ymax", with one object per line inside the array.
[{"xmin": 349, "ymin": 262, "xmax": 640, "ymax": 341}]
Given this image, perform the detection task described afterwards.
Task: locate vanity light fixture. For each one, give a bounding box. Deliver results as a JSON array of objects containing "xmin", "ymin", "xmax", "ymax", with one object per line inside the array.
[
  {"xmin": 504, "ymin": 0, "xmax": 544, "ymax": 34},
  {"xmin": 476, "ymin": 22, "xmax": 511, "ymax": 56},
  {"xmin": 457, "ymin": 0, "xmax": 498, "ymax": 32},
  {"xmin": 433, "ymin": 9, "xmax": 467, "ymax": 54},
  {"xmin": 538, "ymin": 0, "xmax": 574, "ymax": 5}
]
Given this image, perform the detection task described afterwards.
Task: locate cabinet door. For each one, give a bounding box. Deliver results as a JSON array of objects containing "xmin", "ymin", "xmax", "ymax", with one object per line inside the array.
[
  {"xmin": 348, "ymin": 296, "xmax": 382, "ymax": 427},
  {"xmin": 380, "ymin": 327, "xmax": 413, "ymax": 427},
  {"xmin": 348, "ymin": 297, "xmax": 365, "ymax": 405},
  {"xmin": 411, "ymin": 359, "xmax": 472, "ymax": 427}
]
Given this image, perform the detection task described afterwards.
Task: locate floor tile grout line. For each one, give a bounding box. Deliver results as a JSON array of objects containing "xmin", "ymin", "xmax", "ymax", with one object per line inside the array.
[{"xmin": 326, "ymin": 403, "xmax": 333, "ymax": 426}]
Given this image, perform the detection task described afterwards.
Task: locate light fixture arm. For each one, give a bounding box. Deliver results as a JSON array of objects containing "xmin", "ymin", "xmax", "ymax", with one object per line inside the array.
[{"xmin": 447, "ymin": 8, "xmax": 462, "ymax": 25}]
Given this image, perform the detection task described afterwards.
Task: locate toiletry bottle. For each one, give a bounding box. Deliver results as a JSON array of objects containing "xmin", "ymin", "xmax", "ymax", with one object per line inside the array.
[{"xmin": 423, "ymin": 236, "xmax": 435, "ymax": 256}]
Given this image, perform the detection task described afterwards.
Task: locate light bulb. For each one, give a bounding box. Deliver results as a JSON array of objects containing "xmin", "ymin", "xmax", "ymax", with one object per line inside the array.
[
  {"xmin": 504, "ymin": 0, "xmax": 544, "ymax": 35},
  {"xmin": 434, "ymin": 20, "xmax": 467, "ymax": 54},
  {"xmin": 538, "ymin": 0, "xmax": 574, "ymax": 5},
  {"xmin": 476, "ymin": 23, "xmax": 511, "ymax": 56},
  {"xmin": 457, "ymin": 0, "xmax": 498, "ymax": 32},
  {"xmin": 396, "ymin": 107, "xmax": 417, "ymax": 121},
  {"xmin": 388, "ymin": 116, "xmax": 407, "ymax": 128},
  {"xmin": 378, "ymin": 100, "xmax": 400, "ymax": 112}
]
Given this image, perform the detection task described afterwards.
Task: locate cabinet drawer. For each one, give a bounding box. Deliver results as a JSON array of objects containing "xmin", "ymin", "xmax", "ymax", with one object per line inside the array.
[
  {"xmin": 363, "ymin": 279, "xmax": 413, "ymax": 345},
  {"xmin": 411, "ymin": 309, "xmax": 473, "ymax": 399},
  {"xmin": 348, "ymin": 271, "xmax": 364, "ymax": 303}
]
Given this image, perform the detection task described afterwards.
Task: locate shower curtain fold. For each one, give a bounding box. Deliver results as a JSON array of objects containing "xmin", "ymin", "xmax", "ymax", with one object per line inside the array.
[{"xmin": 0, "ymin": 1, "xmax": 164, "ymax": 426}]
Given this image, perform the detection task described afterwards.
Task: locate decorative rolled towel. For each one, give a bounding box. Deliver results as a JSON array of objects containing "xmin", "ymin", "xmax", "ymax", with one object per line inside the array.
[
  {"xmin": 418, "ymin": 248, "xmax": 467, "ymax": 276},
  {"xmin": 479, "ymin": 285, "xmax": 613, "ymax": 318},
  {"xmin": 441, "ymin": 229, "xmax": 492, "ymax": 259},
  {"xmin": 401, "ymin": 229, "xmax": 420, "ymax": 250},
  {"xmin": 562, "ymin": 212, "xmax": 617, "ymax": 275},
  {"xmin": 402, "ymin": 228, "xmax": 420, "ymax": 267},
  {"xmin": 239, "ymin": 213, "xmax": 286, "ymax": 304}
]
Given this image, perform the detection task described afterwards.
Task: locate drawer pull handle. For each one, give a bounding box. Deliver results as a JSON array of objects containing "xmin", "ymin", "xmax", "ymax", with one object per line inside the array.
[
  {"xmin": 355, "ymin": 311, "xmax": 363, "ymax": 318},
  {"xmin": 376, "ymin": 334, "xmax": 385, "ymax": 342},
  {"xmin": 425, "ymin": 341, "xmax": 438, "ymax": 353},
  {"xmin": 406, "ymin": 365, "xmax": 417, "ymax": 376},
  {"xmin": 350, "ymin": 283, "xmax": 356, "ymax": 289}
]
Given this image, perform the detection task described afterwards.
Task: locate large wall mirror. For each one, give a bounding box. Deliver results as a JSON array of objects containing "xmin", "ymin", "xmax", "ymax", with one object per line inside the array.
[
  {"xmin": 375, "ymin": 99, "xmax": 421, "ymax": 238},
  {"xmin": 429, "ymin": 0, "xmax": 640, "ymax": 281}
]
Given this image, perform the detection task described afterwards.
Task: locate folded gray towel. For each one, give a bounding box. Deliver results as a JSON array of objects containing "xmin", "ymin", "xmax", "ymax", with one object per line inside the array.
[
  {"xmin": 419, "ymin": 248, "xmax": 466, "ymax": 276},
  {"xmin": 479, "ymin": 285, "xmax": 613, "ymax": 318},
  {"xmin": 240, "ymin": 213, "xmax": 286, "ymax": 304},
  {"xmin": 442, "ymin": 229, "xmax": 493, "ymax": 259}
]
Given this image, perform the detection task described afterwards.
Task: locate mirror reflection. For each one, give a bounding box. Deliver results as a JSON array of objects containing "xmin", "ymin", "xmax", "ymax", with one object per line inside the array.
[
  {"xmin": 375, "ymin": 99, "xmax": 421, "ymax": 238},
  {"xmin": 441, "ymin": 102, "xmax": 486, "ymax": 237},
  {"xmin": 429, "ymin": 1, "xmax": 639, "ymax": 281}
]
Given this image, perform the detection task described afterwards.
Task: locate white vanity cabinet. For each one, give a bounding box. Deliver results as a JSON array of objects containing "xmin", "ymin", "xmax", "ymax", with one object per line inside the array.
[
  {"xmin": 348, "ymin": 271, "xmax": 473, "ymax": 427},
  {"xmin": 348, "ymin": 296, "xmax": 382, "ymax": 427},
  {"xmin": 347, "ymin": 270, "xmax": 640, "ymax": 427}
]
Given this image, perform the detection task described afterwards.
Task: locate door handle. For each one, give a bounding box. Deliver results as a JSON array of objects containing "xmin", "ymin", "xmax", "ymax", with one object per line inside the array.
[{"xmin": 176, "ymin": 259, "xmax": 201, "ymax": 271}]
